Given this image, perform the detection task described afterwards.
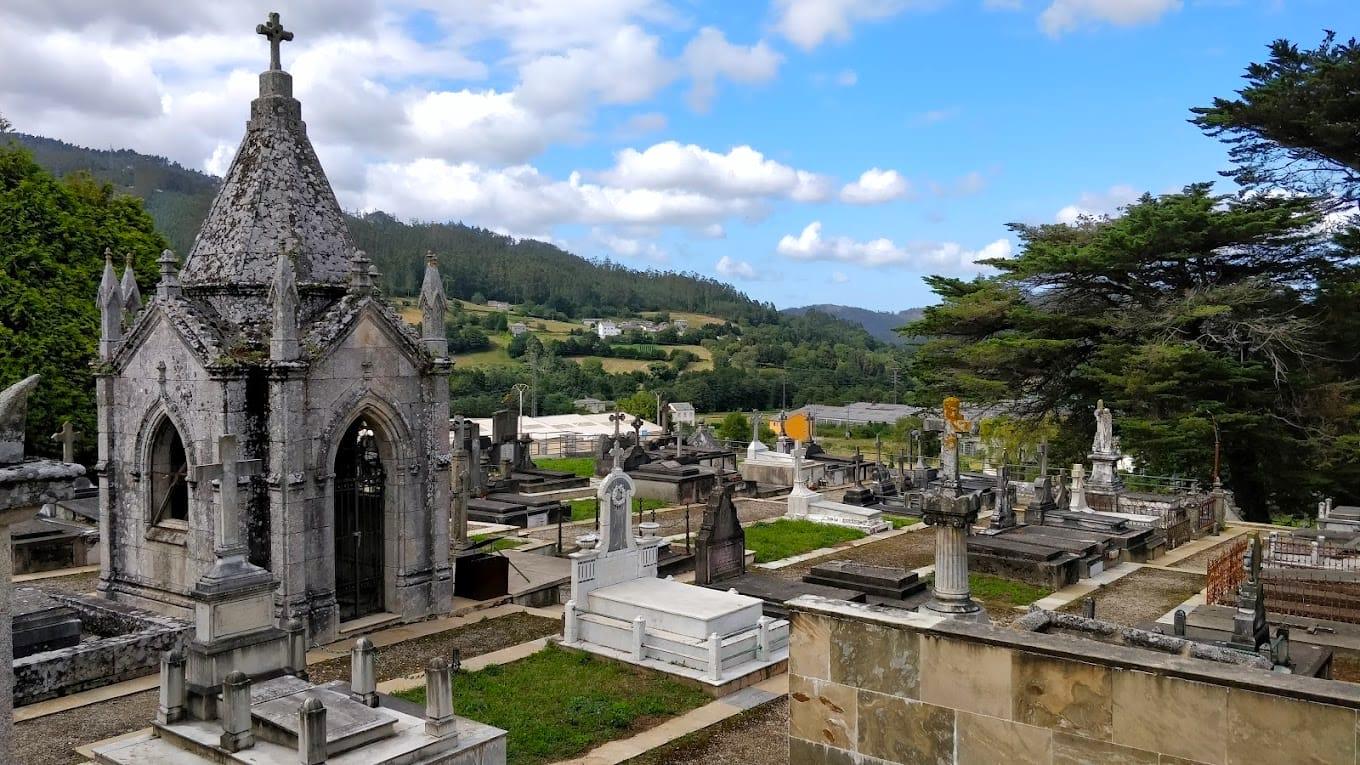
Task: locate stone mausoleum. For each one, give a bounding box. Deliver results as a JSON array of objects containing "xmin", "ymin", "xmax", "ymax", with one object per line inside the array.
[{"xmin": 93, "ymin": 19, "xmax": 453, "ymax": 645}]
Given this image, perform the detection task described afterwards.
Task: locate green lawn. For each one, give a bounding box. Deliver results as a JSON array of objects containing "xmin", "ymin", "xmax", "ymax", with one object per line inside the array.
[
  {"xmin": 744, "ymin": 519, "xmax": 866, "ymax": 563},
  {"xmin": 396, "ymin": 646, "xmax": 709, "ymax": 765},
  {"xmin": 469, "ymin": 533, "xmax": 526, "ymax": 552},
  {"xmin": 920, "ymin": 573, "xmax": 1053, "ymax": 610},
  {"xmin": 887, "ymin": 516, "xmax": 916, "ymax": 529},
  {"xmin": 567, "ymin": 497, "xmax": 669, "ymax": 523},
  {"xmin": 534, "ymin": 457, "xmax": 596, "ymax": 478}
]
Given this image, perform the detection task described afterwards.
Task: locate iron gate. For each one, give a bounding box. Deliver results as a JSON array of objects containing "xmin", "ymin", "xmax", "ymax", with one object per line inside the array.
[{"xmin": 335, "ymin": 477, "xmax": 384, "ymax": 621}]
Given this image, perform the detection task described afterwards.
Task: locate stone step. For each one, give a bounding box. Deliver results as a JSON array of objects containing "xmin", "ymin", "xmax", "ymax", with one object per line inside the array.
[
  {"xmin": 806, "ymin": 561, "xmax": 919, "ymax": 589},
  {"xmin": 92, "ymin": 730, "xmax": 218, "ymax": 765}
]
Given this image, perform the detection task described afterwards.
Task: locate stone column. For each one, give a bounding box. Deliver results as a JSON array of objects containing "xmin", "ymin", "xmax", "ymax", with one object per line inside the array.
[
  {"xmin": 156, "ymin": 649, "xmax": 186, "ymax": 724},
  {"xmin": 350, "ymin": 637, "xmax": 377, "ymax": 707},
  {"xmin": 424, "ymin": 657, "xmax": 457, "ymax": 738},
  {"xmin": 0, "ymin": 374, "xmax": 84, "ymax": 761},
  {"xmin": 297, "ymin": 696, "xmax": 327, "ymax": 765},
  {"xmin": 922, "ymin": 491, "xmax": 987, "ymax": 622},
  {"xmin": 451, "ymin": 417, "xmax": 469, "ymax": 551},
  {"xmin": 286, "ymin": 617, "xmax": 308, "ymax": 679},
  {"xmin": 219, "ymin": 671, "xmax": 254, "ymax": 752}
]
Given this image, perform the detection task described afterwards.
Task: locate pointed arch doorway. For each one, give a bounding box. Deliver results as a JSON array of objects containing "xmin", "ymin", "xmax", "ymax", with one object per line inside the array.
[{"xmin": 334, "ymin": 418, "xmax": 386, "ymax": 622}]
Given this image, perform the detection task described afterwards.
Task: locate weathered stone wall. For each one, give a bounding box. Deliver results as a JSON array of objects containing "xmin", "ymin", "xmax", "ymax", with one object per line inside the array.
[
  {"xmin": 13, "ymin": 594, "xmax": 189, "ymax": 706},
  {"xmin": 787, "ymin": 595, "xmax": 1360, "ymax": 765},
  {"xmin": 100, "ymin": 315, "xmax": 225, "ymax": 616}
]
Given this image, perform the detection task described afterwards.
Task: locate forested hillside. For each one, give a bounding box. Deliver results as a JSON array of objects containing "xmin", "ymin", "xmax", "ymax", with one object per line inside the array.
[
  {"xmin": 782, "ymin": 304, "xmax": 923, "ymax": 344},
  {"xmin": 8, "ymin": 134, "xmax": 775, "ymax": 324}
]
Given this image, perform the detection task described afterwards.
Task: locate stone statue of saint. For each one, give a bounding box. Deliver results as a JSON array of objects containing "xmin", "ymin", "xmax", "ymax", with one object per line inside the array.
[{"xmin": 1093, "ymin": 399, "xmax": 1115, "ymax": 454}]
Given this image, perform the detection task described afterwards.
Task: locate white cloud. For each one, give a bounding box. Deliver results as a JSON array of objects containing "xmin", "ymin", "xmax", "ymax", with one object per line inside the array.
[
  {"xmin": 1039, "ymin": 0, "xmax": 1181, "ymax": 37},
  {"xmin": 1055, "ymin": 184, "xmax": 1140, "ymax": 223},
  {"xmin": 360, "ymin": 159, "xmax": 767, "ymax": 235},
  {"xmin": 591, "ymin": 228, "xmax": 670, "ymax": 263},
  {"xmin": 517, "ymin": 25, "xmax": 675, "ymax": 114},
  {"xmin": 831, "ymin": 271, "xmax": 849, "ymax": 283},
  {"xmin": 700, "ymin": 223, "xmax": 727, "ymax": 239},
  {"xmin": 777, "ymin": 221, "xmax": 1012, "ymax": 273},
  {"xmin": 682, "ymin": 27, "xmax": 782, "ymax": 112},
  {"xmin": 772, "ymin": 0, "xmax": 924, "ymax": 50},
  {"xmin": 835, "ymin": 69, "xmax": 858, "ymax": 86},
  {"xmin": 716, "ymin": 255, "xmax": 760, "ymax": 280},
  {"xmin": 840, "ymin": 168, "xmax": 910, "ymax": 204},
  {"xmin": 600, "ymin": 141, "xmax": 831, "ymax": 201}
]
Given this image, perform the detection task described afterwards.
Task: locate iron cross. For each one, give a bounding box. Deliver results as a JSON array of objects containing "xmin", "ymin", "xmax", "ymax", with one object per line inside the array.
[{"xmin": 256, "ymin": 12, "xmax": 294, "ymax": 71}]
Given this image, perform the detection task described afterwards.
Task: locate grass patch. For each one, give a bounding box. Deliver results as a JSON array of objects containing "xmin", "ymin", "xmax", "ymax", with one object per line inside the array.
[
  {"xmin": 887, "ymin": 516, "xmax": 916, "ymax": 529},
  {"xmin": 396, "ymin": 645, "xmax": 709, "ymax": 765},
  {"xmin": 535, "ymin": 457, "xmax": 596, "ymax": 478},
  {"xmin": 942, "ymin": 573, "xmax": 1051, "ymax": 608},
  {"xmin": 469, "ymin": 533, "xmax": 526, "ymax": 552},
  {"xmin": 567, "ymin": 497, "xmax": 668, "ymax": 524},
  {"xmin": 744, "ymin": 519, "xmax": 866, "ymax": 563},
  {"xmin": 568, "ymin": 498, "xmax": 598, "ymax": 522}
]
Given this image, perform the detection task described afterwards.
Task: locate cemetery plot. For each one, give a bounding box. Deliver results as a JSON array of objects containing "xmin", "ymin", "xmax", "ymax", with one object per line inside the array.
[
  {"xmin": 766, "ymin": 525, "xmax": 936, "ymax": 582},
  {"xmin": 395, "ymin": 646, "xmax": 709, "ymax": 765},
  {"xmin": 1058, "ymin": 567, "xmax": 1204, "ymax": 626},
  {"xmin": 743, "ymin": 519, "xmax": 865, "ymax": 563}
]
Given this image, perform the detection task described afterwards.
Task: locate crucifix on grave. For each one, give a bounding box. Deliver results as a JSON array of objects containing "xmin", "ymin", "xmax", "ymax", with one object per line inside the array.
[
  {"xmin": 196, "ymin": 434, "xmax": 264, "ymax": 569},
  {"xmin": 451, "ymin": 416, "xmax": 470, "ymax": 550},
  {"xmin": 852, "ymin": 448, "xmax": 864, "ymax": 488},
  {"xmin": 256, "ymin": 11, "xmax": 294, "ymax": 72},
  {"xmin": 51, "ymin": 421, "xmax": 80, "ymax": 464}
]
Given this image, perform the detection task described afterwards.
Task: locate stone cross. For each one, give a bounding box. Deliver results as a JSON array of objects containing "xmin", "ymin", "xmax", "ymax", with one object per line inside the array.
[
  {"xmin": 197, "ymin": 434, "xmax": 263, "ymax": 559},
  {"xmin": 630, "ymin": 415, "xmax": 643, "ymax": 445},
  {"xmin": 852, "ymin": 448, "xmax": 864, "ymax": 487},
  {"xmin": 609, "ymin": 411, "xmax": 626, "ymax": 444},
  {"xmin": 256, "ymin": 12, "xmax": 294, "ymax": 72},
  {"xmin": 791, "ymin": 443, "xmax": 806, "ymax": 489},
  {"xmin": 750, "ymin": 409, "xmax": 760, "ymax": 443},
  {"xmin": 610, "ymin": 437, "xmax": 626, "ymax": 472},
  {"xmin": 1037, "ymin": 441, "xmax": 1048, "ymax": 478},
  {"xmin": 50, "ymin": 421, "xmax": 79, "ymax": 464}
]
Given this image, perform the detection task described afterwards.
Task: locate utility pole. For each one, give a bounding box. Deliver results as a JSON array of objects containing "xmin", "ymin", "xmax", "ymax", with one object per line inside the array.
[
  {"xmin": 511, "ymin": 383, "xmax": 529, "ymax": 439},
  {"xmin": 889, "ymin": 365, "xmax": 900, "ymax": 405},
  {"xmin": 782, "ymin": 363, "xmax": 788, "ymax": 410},
  {"xmin": 655, "ymin": 392, "xmax": 663, "ymax": 426}
]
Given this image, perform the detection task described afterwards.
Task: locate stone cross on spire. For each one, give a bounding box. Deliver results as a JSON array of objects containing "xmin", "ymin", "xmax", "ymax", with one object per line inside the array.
[
  {"xmin": 256, "ymin": 11, "xmax": 293, "ymax": 71},
  {"xmin": 51, "ymin": 421, "xmax": 79, "ymax": 464}
]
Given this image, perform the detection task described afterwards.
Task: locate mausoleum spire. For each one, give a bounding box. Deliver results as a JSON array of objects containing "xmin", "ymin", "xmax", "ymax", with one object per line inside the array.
[
  {"xmin": 419, "ymin": 251, "xmax": 448, "ymax": 357},
  {"xmin": 179, "ymin": 11, "xmax": 356, "ymax": 293},
  {"xmin": 97, "ymin": 248, "xmax": 122, "ymax": 360},
  {"xmin": 269, "ymin": 251, "xmax": 300, "ymax": 362},
  {"xmin": 119, "ymin": 252, "xmax": 142, "ymax": 319}
]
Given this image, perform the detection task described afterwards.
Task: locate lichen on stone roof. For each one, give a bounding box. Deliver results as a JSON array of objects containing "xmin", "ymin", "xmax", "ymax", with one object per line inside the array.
[{"xmin": 180, "ymin": 67, "xmax": 355, "ymax": 290}]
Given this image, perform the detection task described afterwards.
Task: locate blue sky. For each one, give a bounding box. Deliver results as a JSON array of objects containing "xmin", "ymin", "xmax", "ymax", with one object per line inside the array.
[{"xmin": 1, "ymin": 1, "xmax": 1355, "ymax": 310}]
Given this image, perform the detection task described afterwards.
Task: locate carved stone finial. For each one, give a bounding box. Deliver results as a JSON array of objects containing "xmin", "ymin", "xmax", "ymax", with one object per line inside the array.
[
  {"xmin": 269, "ymin": 251, "xmax": 300, "ymax": 361},
  {"xmin": 349, "ymin": 250, "xmax": 374, "ymax": 294},
  {"xmin": 0, "ymin": 374, "xmax": 41, "ymax": 465},
  {"xmin": 256, "ymin": 11, "xmax": 294, "ymax": 71},
  {"xmin": 419, "ymin": 251, "xmax": 448, "ymax": 356},
  {"xmin": 156, "ymin": 249, "xmax": 181, "ymax": 298},
  {"xmin": 120, "ymin": 252, "xmax": 142, "ymax": 317}
]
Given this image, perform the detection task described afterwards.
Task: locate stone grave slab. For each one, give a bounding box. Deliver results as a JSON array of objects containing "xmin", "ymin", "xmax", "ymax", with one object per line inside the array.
[
  {"xmin": 12, "ymin": 588, "xmax": 81, "ymax": 659},
  {"xmin": 802, "ymin": 561, "xmax": 926, "ymax": 600},
  {"xmin": 710, "ymin": 573, "xmax": 864, "ymax": 619},
  {"xmin": 588, "ymin": 577, "xmax": 762, "ymax": 639},
  {"xmin": 250, "ymin": 678, "xmax": 397, "ymax": 756}
]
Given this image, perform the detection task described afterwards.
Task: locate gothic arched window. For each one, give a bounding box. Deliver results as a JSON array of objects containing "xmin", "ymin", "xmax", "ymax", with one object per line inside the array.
[{"xmin": 149, "ymin": 418, "xmax": 190, "ymax": 524}]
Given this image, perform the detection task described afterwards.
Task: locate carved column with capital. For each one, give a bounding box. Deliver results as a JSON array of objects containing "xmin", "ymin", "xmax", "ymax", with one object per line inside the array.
[{"xmin": 922, "ymin": 490, "xmax": 987, "ymax": 622}]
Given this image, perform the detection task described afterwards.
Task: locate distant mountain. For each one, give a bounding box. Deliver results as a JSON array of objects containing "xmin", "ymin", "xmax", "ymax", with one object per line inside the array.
[
  {"xmin": 7, "ymin": 133, "xmax": 775, "ymax": 324},
  {"xmin": 781, "ymin": 304, "xmax": 923, "ymax": 344}
]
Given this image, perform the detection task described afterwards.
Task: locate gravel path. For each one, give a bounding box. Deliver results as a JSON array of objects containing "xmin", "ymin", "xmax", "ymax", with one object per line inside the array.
[
  {"xmin": 765, "ymin": 526, "xmax": 935, "ymax": 582},
  {"xmin": 1058, "ymin": 567, "xmax": 1204, "ymax": 626},
  {"xmin": 14, "ymin": 611, "xmax": 561, "ymax": 765},
  {"xmin": 626, "ymin": 697, "xmax": 788, "ymax": 765},
  {"xmin": 20, "ymin": 570, "xmax": 100, "ymax": 598},
  {"xmin": 307, "ymin": 612, "xmax": 559, "ymax": 684}
]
